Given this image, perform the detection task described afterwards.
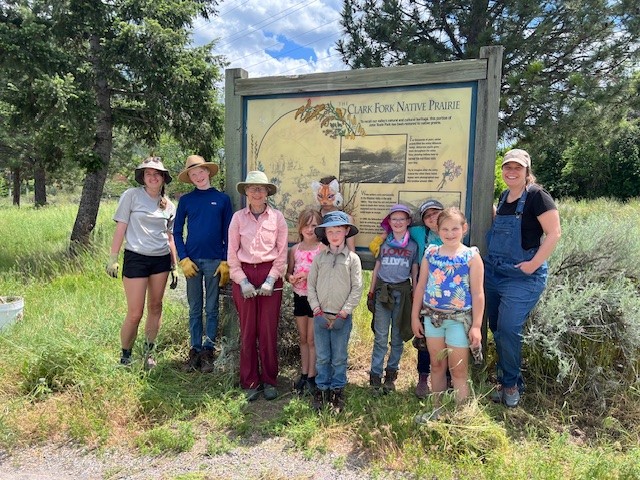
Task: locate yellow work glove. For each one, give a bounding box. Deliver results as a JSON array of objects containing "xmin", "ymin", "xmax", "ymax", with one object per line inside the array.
[
  {"xmin": 169, "ymin": 266, "xmax": 178, "ymax": 289},
  {"xmin": 368, "ymin": 235, "xmax": 384, "ymax": 258},
  {"xmin": 179, "ymin": 257, "xmax": 199, "ymax": 279},
  {"xmin": 106, "ymin": 253, "xmax": 119, "ymax": 278},
  {"xmin": 215, "ymin": 260, "xmax": 230, "ymax": 287}
]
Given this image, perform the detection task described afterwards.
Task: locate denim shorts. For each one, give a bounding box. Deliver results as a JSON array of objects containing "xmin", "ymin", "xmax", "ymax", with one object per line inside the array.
[
  {"xmin": 293, "ymin": 292, "xmax": 313, "ymax": 317},
  {"xmin": 424, "ymin": 317, "xmax": 469, "ymax": 348},
  {"xmin": 123, "ymin": 250, "xmax": 171, "ymax": 278}
]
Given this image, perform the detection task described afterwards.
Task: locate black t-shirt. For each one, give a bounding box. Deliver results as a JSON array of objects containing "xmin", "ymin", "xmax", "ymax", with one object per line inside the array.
[{"xmin": 496, "ymin": 184, "xmax": 557, "ymax": 250}]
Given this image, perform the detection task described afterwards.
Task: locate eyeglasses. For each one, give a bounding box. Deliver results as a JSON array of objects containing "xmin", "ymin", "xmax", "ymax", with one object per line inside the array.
[
  {"xmin": 389, "ymin": 217, "xmax": 409, "ymax": 223},
  {"xmin": 246, "ymin": 186, "xmax": 267, "ymax": 193}
]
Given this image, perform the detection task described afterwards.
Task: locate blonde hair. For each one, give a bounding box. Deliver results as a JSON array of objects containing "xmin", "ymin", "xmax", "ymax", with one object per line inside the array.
[
  {"xmin": 297, "ymin": 208, "xmax": 323, "ymax": 241},
  {"xmin": 437, "ymin": 207, "xmax": 467, "ymax": 228}
]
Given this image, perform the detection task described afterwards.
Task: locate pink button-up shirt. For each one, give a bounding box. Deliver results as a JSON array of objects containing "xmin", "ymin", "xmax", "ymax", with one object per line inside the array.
[{"xmin": 227, "ymin": 205, "xmax": 289, "ymax": 284}]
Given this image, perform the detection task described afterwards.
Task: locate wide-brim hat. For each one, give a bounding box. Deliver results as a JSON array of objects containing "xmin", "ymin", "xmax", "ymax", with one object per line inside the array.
[
  {"xmin": 314, "ymin": 211, "xmax": 358, "ymax": 244},
  {"xmin": 380, "ymin": 204, "xmax": 412, "ymax": 234},
  {"xmin": 177, "ymin": 155, "xmax": 219, "ymax": 183},
  {"xmin": 236, "ymin": 170, "xmax": 277, "ymax": 196},
  {"xmin": 502, "ymin": 149, "xmax": 531, "ymax": 168},
  {"xmin": 134, "ymin": 157, "xmax": 172, "ymax": 185}
]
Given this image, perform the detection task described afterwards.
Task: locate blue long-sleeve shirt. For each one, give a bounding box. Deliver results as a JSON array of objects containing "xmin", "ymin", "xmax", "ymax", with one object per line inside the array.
[{"xmin": 173, "ymin": 187, "xmax": 233, "ymax": 261}]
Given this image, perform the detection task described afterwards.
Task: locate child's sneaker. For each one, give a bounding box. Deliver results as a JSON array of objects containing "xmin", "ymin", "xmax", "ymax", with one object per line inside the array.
[
  {"xmin": 144, "ymin": 355, "xmax": 157, "ymax": 371},
  {"xmin": 293, "ymin": 375, "xmax": 308, "ymax": 395},
  {"xmin": 502, "ymin": 386, "xmax": 520, "ymax": 408},
  {"xmin": 119, "ymin": 356, "xmax": 132, "ymax": 367}
]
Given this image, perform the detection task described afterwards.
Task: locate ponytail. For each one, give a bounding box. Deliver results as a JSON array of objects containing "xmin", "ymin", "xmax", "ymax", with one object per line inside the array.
[{"xmin": 159, "ymin": 184, "xmax": 168, "ymax": 210}]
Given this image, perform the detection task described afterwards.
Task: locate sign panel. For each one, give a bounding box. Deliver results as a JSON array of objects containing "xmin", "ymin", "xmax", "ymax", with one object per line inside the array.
[{"xmin": 244, "ymin": 83, "xmax": 476, "ymax": 247}]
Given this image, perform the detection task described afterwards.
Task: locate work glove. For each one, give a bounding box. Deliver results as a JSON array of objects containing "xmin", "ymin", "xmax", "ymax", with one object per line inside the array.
[
  {"xmin": 368, "ymin": 235, "xmax": 384, "ymax": 258},
  {"xmin": 106, "ymin": 253, "xmax": 119, "ymax": 278},
  {"xmin": 179, "ymin": 257, "xmax": 199, "ymax": 279},
  {"xmin": 258, "ymin": 275, "xmax": 277, "ymax": 296},
  {"xmin": 240, "ymin": 279, "xmax": 258, "ymax": 299},
  {"xmin": 215, "ymin": 261, "xmax": 230, "ymax": 287},
  {"xmin": 169, "ymin": 266, "xmax": 178, "ymax": 290}
]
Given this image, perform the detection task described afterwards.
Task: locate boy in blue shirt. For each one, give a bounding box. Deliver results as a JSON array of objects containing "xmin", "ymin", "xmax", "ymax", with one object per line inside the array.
[{"xmin": 174, "ymin": 155, "xmax": 233, "ymax": 373}]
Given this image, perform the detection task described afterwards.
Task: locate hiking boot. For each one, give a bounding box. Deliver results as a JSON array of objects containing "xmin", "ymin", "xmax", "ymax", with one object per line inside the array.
[
  {"xmin": 306, "ymin": 376, "xmax": 317, "ymax": 395},
  {"xmin": 369, "ymin": 372, "xmax": 382, "ymax": 396},
  {"xmin": 491, "ymin": 385, "xmax": 503, "ymax": 403},
  {"xmin": 313, "ymin": 389, "xmax": 327, "ymax": 411},
  {"xmin": 263, "ymin": 384, "xmax": 278, "ymax": 401},
  {"xmin": 200, "ymin": 348, "xmax": 215, "ymax": 373},
  {"xmin": 383, "ymin": 368, "xmax": 398, "ymax": 393},
  {"xmin": 330, "ymin": 388, "xmax": 345, "ymax": 413},
  {"xmin": 415, "ymin": 373, "xmax": 430, "ymax": 399},
  {"xmin": 182, "ymin": 348, "xmax": 201, "ymax": 372},
  {"xmin": 293, "ymin": 375, "xmax": 308, "ymax": 396},
  {"xmin": 503, "ymin": 386, "xmax": 520, "ymax": 408}
]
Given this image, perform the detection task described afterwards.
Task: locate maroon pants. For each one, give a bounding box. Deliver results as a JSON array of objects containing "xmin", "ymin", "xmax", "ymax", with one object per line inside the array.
[{"xmin": 232, "ymin": 262, "xmax": 283, "ymax": 389}]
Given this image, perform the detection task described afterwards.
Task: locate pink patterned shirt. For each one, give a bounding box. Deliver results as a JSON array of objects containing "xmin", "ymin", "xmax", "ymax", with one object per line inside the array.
[{"xmin": 291, "ymin": 243, "xmax": 323, "ymax": 296}]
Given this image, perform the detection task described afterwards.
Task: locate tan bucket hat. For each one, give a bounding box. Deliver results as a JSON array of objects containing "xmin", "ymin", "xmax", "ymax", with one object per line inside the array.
[
  {"xmin": 236, "ymin": 171, "xmax": 277, "ymax": 196},
  {"xmin": 134, "ymin": 157, "xmax": 172, "ymax": 185},
  {"xmin": 177, "ymin": 155, "xmax": 219, "ymax": 183}
]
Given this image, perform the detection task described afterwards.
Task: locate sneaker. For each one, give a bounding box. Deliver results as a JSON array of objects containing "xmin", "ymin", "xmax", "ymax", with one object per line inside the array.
[
  {"xmin": 415, "ymin": 373, "xmax": 430, "ymax": 399},
  {"xmin": 503, "ymin": 386, "xmax": 520, "ymax": 408},
  {"xmin": 306, "ymin": 377, "xmax": 317, "ymax": 395},
  {"xmin": 263, "ymin": 384, "xmax": 278, "ymax": 401},
  {"xmin": 200, "ymin": 349, "xmax": 215, "ymax": 373},
  {"xmin": 330, "ymin": 388, "xmax": 345, "ymax": 413},
  {"xmin": 244, "ymin": 386, "xmax": 262, "ymax": 402},
  {"xmin": 414, "ymin": 408, "xmax": 441, "ymax": 425},
  {"xmin": 119, "ymin": 356, "xmax": 132, "ymax": 367},
  {"xmin": 143, "ymin": 355, "xmax": 157, "ymax": 371},
  {"xmin": 182, "ymin": 348, "xmax": 201, "ymax": 372},
  {"xmin": 312, "ymin": 389, "xmax": 327, "ymax": 411},
  {"xmin": 490, "ymin": 385, "xmax": 503, "ymax": 403}
]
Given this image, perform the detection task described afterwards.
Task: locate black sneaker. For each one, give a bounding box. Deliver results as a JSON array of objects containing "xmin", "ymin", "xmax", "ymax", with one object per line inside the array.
[
  {"xmin": 200, "ymin": 349, "xmax": 215, "ymax": 373},
  {"xmin": 182, "ymin": 348, "xmax": 201, "ymax": 372},
  {"xmin": 119, "ymin": 356, "xmax": 132, "ymax": 367},
  {"xmin": 330, "ymin": 388, "xmax": 345, "ymax": 413},
  {"xmin": 293, "ymin": 375, "xmax": 307, "ymax": 395}
]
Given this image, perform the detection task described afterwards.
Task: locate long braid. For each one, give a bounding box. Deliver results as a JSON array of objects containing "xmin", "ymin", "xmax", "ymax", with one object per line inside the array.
[{"xmin": 159, "ymin": 184, "xmax": 168, "ymax": 210}]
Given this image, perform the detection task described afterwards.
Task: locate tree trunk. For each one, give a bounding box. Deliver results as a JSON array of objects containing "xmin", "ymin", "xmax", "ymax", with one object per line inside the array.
[
  {"xmin": 70, "ymin": 32, "xmax": 113, "ymax": 254},
  {"xmin": 11, "ymin": 167, "xmax": 20, "ymax": 206},
  {"xmin": 34, "ymin": 158, "xmax": 47, "ymax": 207}
]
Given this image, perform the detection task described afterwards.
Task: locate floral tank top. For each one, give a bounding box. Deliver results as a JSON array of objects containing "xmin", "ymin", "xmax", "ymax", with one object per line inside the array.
[
  {"xmin": 423, "ymin": 244, "xmax": 479, "ymax": 311},
  {"xmin": 292, "ymin": 243, "xmax": 323, "ymax": 296}
]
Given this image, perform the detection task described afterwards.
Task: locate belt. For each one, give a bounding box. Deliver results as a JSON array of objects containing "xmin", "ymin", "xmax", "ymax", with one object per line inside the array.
[{"xmin": 420, "ymin": 304, "xmax": 471, "ymax": 328}]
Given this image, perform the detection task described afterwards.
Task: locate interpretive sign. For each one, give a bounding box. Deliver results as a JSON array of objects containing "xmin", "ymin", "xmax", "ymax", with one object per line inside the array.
[{"xmin": 225, "ymin": 46, "xmax": 503, "ymax": 268}]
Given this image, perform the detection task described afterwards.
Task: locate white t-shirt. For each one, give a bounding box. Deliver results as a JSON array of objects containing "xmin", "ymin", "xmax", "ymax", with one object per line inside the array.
[{"xmin": 113, "ymin": 187, "xmax": 175, "ymax": 256}]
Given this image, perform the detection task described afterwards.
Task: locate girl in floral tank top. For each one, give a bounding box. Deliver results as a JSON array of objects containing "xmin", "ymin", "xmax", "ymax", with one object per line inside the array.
[
  {"xmin": 287, "ymin": 208, "xmax": 325, "ymax": 395},
  {"xmin": 411, "ymin": 208, "xmax": 485, "ymax": 421}
]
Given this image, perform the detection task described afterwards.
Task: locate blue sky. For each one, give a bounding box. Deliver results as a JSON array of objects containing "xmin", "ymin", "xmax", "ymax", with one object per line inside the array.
[{"xmin": 192, "ymin": 0, "xmax": 349, "ymax": 78}]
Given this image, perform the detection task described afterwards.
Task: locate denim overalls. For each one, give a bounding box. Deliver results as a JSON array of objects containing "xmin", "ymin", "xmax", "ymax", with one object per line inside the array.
[{"xmin": 484, "ymin": 188, "xmax": 547, "ymax": 390}]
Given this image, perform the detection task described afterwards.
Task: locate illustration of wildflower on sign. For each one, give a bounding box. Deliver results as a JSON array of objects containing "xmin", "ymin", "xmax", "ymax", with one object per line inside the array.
[
  {"xmin": 294, "ymin": 99, "xmax": 367, "ymax": 139},
  {"xmin": 437, "ymin": 159, "xmax": 463, "ymax": 191}
]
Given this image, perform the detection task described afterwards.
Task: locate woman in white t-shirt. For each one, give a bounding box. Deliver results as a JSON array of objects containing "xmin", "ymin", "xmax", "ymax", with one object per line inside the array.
[{"xmin": 106, "ymin": 157, "xmax": 178, "ymax": 369}]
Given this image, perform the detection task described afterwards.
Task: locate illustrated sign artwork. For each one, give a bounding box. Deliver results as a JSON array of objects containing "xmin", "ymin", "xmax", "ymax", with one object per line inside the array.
[{"xmin": 244, "ymin": 84, "xmax": 476, "ymax": 247}]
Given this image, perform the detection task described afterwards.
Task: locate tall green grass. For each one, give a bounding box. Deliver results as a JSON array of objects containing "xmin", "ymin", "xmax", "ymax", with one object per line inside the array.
[{"xmin": 0, "ymin": 199, "xmax": 639, "ymax": 479}]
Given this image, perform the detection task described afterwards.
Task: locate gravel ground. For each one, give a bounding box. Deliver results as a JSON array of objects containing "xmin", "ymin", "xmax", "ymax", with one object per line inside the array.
[{"xmin": 0, "ymin": 436, "xmax": 407, "ymax": 480}]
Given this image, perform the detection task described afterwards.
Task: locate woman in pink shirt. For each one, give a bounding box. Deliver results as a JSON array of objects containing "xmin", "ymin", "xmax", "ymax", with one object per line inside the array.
[{"xmin": 227, "ymin": 171, "xmax": 288, "ymax": 401}]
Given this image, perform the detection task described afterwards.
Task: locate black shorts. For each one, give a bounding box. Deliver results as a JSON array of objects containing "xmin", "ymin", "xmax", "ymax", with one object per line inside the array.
[
  {"xmin": 123, "ymin": 250, "xmax": 171, "ymax": 278},
  {"xmin": 293, "ymin": 292, "xmax": 313, "ymax": 317}
]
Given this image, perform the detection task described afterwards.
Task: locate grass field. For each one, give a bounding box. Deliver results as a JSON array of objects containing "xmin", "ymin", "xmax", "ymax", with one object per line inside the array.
[{"xmin": 0, "ymin": 198, "xmax": 639, "ymax": 479}]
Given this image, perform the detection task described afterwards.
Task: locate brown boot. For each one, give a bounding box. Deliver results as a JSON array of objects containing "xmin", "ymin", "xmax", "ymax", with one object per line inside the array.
[
  {"xmin": 200, "ymin": 348, "xmax": 215, "ymax": 373},
  {"xmin": 182, "ymin": 348, "xmax": 201, "ymax": 372},
  {"xmin": 383, "ymin": 368, "xmax": 398, "ymax": 393},
  {"xmin": 415, "ymin": 372, "xmax": 430, "ymax": 399},
  {"xmin": 330, "ymin": 388, "xmax": 345, "ymax": 413},
  {"xmin": 313, "ymin": 389, "xmax": 327, "ymax": 412}
]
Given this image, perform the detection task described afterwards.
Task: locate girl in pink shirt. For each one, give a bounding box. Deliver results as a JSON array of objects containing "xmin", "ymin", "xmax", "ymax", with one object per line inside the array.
[{"xmin": 286, "ymin": 208, "xmax": 325, "ymax": 395}]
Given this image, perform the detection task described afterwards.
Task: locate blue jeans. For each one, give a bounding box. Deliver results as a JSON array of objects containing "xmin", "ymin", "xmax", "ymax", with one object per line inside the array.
[
  {"xmin": 370, "ymin": 290, "xmax": 403, "ymax": 376},
  {"xmin": 485, "ymin": 263, "xmax": 546, "ymax": 390},
  {"xmin": 314, "ymin": 314, "xmax": 352, "ymax": 390},
  {"xmin": 186, "ymin": 258, "xmax": 221, "ymax": 350}
]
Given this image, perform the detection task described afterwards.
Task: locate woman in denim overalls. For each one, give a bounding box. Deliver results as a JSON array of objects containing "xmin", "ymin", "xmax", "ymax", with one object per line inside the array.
[{"xmin": 485, "ymin": 149, "xmax": 561, "ymax": 407}]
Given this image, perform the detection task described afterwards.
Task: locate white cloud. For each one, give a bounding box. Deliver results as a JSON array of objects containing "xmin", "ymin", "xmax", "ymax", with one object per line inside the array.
[{"xmin": 192, "ymin": 0, "xmax": 348, "ymax": 78}]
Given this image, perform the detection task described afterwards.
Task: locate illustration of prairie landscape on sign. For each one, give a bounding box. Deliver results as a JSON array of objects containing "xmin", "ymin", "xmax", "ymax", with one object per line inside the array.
[{"xmin": 244, "ymin": 84, "xmax": 475, "ymax": 247}]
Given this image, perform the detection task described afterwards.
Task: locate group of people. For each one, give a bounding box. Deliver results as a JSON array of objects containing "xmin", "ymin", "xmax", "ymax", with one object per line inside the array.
[{"xmin": 106, "ymin": 147, "xmax": 560, "ymax": 418}]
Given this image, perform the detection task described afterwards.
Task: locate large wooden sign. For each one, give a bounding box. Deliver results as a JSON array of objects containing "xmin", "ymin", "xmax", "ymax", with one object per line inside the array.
[{"xmin": 225, "ymin": 46, "xmax": 503, "ymax": 268}]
